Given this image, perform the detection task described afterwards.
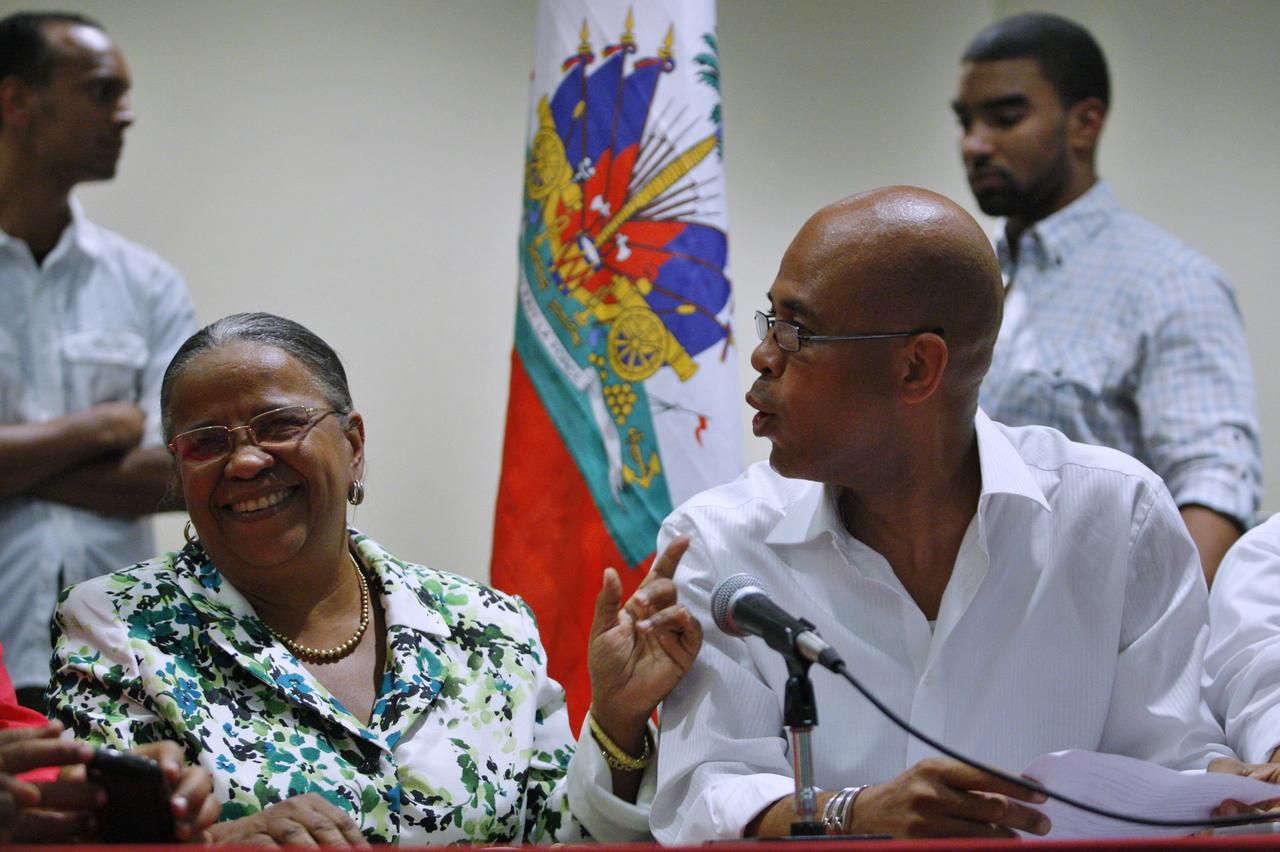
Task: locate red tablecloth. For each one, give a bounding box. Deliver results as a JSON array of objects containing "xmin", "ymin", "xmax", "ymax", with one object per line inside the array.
[{"xmin": 18, "ymin": 839, "xmax": 1280, "ymax": 851}]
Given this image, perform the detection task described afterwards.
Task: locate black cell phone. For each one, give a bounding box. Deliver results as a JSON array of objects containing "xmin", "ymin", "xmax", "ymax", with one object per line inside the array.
[{"xmin": 86, "ymin": 748, "xmax": 177, "ymax": 843}]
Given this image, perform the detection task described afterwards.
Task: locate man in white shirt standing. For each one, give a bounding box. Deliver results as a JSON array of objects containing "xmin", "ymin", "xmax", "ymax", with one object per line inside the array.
[
  {"xmin": 651, "ymin": 186, "xmax": 1229, "ymax": 842},
  {"xmin": 0, "ymin": 12, "xmax": 194, "ymax": 707}
]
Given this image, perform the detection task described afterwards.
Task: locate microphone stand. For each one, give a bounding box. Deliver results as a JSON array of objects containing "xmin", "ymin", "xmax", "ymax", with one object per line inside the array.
[
  {"xmin": 783, "ymin": 624, "xmax": 824, "ymax": 837},
  {"xmin": 781, "ymin": 621, "xmax": 883, "ymax": 841}
]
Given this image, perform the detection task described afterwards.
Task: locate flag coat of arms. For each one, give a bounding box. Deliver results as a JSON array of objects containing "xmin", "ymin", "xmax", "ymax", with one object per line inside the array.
[{"xmin": 492, "ymin": 0, "xmax": 740, "ymax": 724}]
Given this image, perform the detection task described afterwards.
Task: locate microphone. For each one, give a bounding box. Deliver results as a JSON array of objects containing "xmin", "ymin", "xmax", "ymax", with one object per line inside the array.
[{"xmin": 710, "ymin": 574, "xmax": 844, "ymax": 671}]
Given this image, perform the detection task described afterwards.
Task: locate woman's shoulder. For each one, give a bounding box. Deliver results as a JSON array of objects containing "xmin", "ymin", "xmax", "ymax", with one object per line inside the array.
[
  {"xmin": 53, "ymin": 550, "xmax": 204, "ymax": 654},
  {"xmin": 58, "ymin": 550, "xmax": 188, "ymax": 613}
]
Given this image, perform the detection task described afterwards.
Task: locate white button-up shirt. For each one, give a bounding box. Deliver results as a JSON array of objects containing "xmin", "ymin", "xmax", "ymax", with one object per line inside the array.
[
  {"xmin": 1205, "ymin": 514, "xmax": 1280, "ymax": 763},
  {"xmin": 0, "ymin": 201, "xmax": 194, "ymax": 689},
  {"xmin": 652, "ymin": 412, "xmax": 1229, "ymax": 844}
]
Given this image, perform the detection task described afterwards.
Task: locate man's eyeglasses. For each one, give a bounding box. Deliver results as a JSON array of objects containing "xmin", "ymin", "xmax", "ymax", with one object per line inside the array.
[
  {"xmin": 754, "ymin": 310, "xmax": 945, "ymax": 353},
  {"xmin": 168, "ymin": 405, "xmax": 338, "ymax": 464}
]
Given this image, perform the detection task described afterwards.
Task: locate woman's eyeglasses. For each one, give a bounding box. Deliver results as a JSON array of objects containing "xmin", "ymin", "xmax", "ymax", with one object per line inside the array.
[{"xmin": 167, "ymin": 405, "xmax": 337, "ymax": 464}]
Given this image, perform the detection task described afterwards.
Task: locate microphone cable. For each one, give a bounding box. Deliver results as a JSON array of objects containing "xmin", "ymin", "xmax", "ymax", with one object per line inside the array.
[{"xmin": 830, "ymin": 659, "xmax": 1280, "ymax": 831}]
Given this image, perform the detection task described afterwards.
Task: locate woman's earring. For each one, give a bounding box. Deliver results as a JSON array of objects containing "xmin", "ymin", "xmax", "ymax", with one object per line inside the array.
[
  {"xmin": 347, "ymin": 479, "xmax": 365, "ymax": 506},
  {"xmin": 183, "ymin": 519, "xmax": 199, "ymax": 546}
]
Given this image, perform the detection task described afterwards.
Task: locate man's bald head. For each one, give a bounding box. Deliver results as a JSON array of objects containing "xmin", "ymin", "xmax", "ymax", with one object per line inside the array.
[{"xmin": 790, "ymin": 186, "xmax": 1003, "ymax": 406}]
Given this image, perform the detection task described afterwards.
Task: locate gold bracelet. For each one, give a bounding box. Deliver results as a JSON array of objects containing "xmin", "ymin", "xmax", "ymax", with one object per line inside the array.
[{"xmin": 586, "ymin": 709, "xmax": 653, "ymax": 771}]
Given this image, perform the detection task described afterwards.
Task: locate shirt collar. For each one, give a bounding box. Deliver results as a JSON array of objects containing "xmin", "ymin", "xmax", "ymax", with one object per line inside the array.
[
  {"xmin": 350, "ymin": 530, "xmax": 450, "ymax": 638},
  {"xmin": 0, "ymin": 198, "xmax": 103, "ymax": 263},
  {"xmin": 764, "ymin": 410, "xmax": 1050, "ymax": 547},
  {"xmin": 995, "ymin": 179, "xmax": 1119, "ymax": 274},
  {"xmin": 973, "ymin": 408, "xmax": 1051, "ymax": 512},
  {"xmin": 64, "ymin": 198, "xmax": 105, "ymax": 259},
  {"xmin": 173, "ymin": 528, "xmax": 451, "ymax": 640},
  {"xmin": 765, "ymin": 479, "xmax": 840, "ymax": 546}
]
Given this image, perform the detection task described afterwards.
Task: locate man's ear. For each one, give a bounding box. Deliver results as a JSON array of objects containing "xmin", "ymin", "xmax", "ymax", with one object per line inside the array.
[
  {"xmin": 0, "ymin": 76, "xmax": 34, "ymax": 131},
  {"xmin": 899, "ymin": 333, "xmax": 948, "ymax": 406},
  {"xmin": 1067, "ymin": 96, "xmax": 1106, "ymax": 158}
]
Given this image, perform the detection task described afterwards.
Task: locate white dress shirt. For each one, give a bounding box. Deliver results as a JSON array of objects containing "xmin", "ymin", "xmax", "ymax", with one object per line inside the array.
[
  {"xmin": 651, "ymin": 411, "xmax": 1229, "ymax": 844},
  {"xmin": 0, "ymin": 200, "xmax": 195, "ymax": 688},
  {"xmin": 1205, "ymin": 514, "xmax": 1280, "ymax": 763}
]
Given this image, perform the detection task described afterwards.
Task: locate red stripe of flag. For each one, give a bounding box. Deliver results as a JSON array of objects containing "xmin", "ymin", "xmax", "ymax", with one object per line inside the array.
[{"xmin": 491, "ymin": 353, "xmax": 653, "ymax": 730}]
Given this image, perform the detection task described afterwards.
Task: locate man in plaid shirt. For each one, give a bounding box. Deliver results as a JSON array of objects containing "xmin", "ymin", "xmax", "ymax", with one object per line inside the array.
[{"xmin": 951, "ymin": 12, "xmax": 1260, "ymax": 583}]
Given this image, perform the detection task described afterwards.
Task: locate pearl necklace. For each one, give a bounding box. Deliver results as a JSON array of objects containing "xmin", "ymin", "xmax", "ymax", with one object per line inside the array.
[{"xmin": 265, "ymin": 553, "xmax": 370, "ymax": 663}]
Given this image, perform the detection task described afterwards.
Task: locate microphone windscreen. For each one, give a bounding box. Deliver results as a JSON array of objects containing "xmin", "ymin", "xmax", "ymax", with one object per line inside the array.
[{"xmin": 710, "ymin": 573, "xmax": 767, "ymax": 636}]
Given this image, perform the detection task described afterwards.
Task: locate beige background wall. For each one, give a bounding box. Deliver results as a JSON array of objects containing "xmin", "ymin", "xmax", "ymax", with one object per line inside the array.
[{"xmin": 4, "ymin": 0, "xmax": 1276, "ymax": 581}]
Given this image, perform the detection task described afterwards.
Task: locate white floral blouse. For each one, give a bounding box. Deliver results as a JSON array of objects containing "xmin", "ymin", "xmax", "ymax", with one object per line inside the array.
[{"xmin": 47, "ymin": 530, "xmax": 650, "ymax": 844}]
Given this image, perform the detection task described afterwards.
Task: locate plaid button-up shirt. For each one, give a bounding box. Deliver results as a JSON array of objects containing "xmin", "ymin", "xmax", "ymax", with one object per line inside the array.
[{"xmin": 980, "ymin": 181, "xmax": 1261, "ymax": 528}]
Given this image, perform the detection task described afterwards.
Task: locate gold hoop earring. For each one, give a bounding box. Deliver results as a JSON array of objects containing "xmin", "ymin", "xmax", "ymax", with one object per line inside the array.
[
  {"xmin": 347, "ymin": 479, "xmax": 365, "ymax": 506},
  {"xmin": 183, "ymin": 520, "xmax": 199, "ymax": 546}
]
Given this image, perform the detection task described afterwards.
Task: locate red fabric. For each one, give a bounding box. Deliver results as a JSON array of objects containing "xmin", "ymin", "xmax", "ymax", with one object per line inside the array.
[
  {"xmin": 491, "ymin": 355, "xmax": 653, "ymax": 732},
  {"xmin": 0, "ymin": 642, "xmax": 59, "ymax": 782},
  {"xmin": 50, "ymin": 839, "xmax": 1280, "ymax": 851},
  {"xmin": 700, "ymin": 841, "xmax": 1280, "ymax": 850},
  {"xmin": 0, "ymin": 644, "xmax": 48, "ymax": 731},
  {"xmin": 689, "ymin": 840, "xmax": 1280, "ymax": 850}
]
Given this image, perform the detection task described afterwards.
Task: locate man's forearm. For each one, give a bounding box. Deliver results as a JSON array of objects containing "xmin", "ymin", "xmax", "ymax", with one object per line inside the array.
[
  {"xmin": 30, "ymin": 446, "xmax": 183, "ymax": 516},
  {"xmin": 0, "ymin": 420, "xmax": 109, "ymax": 500},
  {"xmin": 745, "ymin": 794, "xmax": 819, "ymax": 838},
  {"xmin": 1182, "ymin": 505, "xmax": 1242, "ymax": 586}
]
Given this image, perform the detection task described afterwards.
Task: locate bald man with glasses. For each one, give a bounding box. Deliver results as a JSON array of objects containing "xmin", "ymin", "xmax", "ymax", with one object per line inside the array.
[{"xmin": 650, "ymin": 186, "xmax": 1230, "ymax": 843}]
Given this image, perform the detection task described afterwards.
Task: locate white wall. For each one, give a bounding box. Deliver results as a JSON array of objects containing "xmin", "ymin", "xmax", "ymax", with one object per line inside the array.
[{"xmin": 5, "ymin": 1, "xmax": 1275, "ymax": 580}]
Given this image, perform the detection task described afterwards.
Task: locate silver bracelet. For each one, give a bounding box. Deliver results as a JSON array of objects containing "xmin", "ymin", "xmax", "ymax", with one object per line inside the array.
[
  {"xmin": 820, "ymin": 789, "xmax": 839, "ymax": 831},
  {"xmin": 821, "ymin": 787, "xmax": 853, "ymax": 834},
  {"xmin": 821, "ymin": 785, "xmax": 869, "ymax": 834}
]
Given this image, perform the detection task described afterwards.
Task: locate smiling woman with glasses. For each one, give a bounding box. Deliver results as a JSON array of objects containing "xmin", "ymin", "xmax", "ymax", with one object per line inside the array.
[{"xmin": 45, "ymin": 312, "xmax": 699, "ymax": 846}]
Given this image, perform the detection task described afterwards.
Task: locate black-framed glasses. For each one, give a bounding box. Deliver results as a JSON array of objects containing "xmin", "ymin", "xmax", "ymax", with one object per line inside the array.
[
  {"xmin": 754, "ymin": 310, "xmax": 945, "ymax": 353},
  {"xmin": 167, "ymin": 405, "xmax": 338, "ymax": 465}
]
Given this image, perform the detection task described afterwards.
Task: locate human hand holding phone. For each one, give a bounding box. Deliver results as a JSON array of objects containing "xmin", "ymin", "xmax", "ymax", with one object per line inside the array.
[
  {"xmin": 88, "ymin": 742, "xmax": 219, "ymax": 843},
  {"xmin": 86, "ymin": 748, "xmax": 176, "ymax": 843},
  {"xmin": 0, "ymin": 722, "xmax": 101, "ymax": 843},
  {"xmin": 127, "ymin": 740, "xmax": 221, "ymax": 841}
]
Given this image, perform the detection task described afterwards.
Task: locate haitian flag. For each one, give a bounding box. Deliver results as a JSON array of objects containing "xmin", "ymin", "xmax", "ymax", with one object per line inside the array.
[{"xmin": 492, "ymin": 0, "xmax": 740, "ymax": 726}]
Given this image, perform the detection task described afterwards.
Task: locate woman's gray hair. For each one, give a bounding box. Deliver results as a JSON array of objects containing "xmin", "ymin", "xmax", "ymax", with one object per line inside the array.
[{"xmin": 160, "ymin": 312, "xmax": 354, "ymax": 440}]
